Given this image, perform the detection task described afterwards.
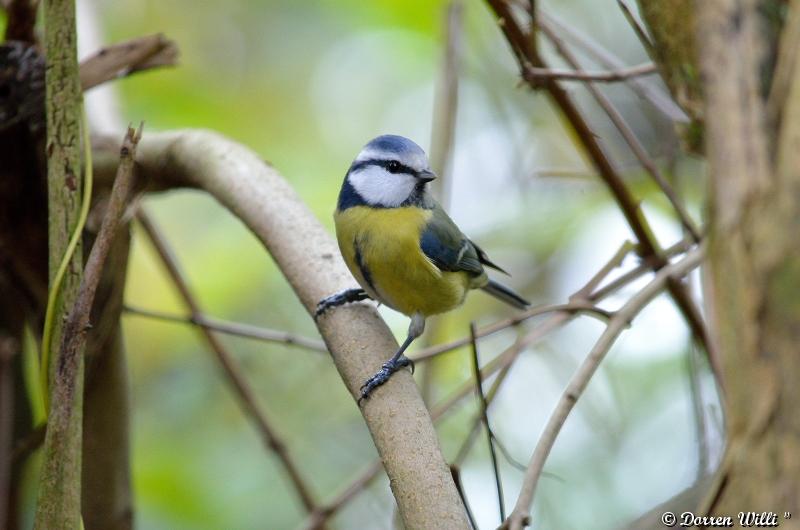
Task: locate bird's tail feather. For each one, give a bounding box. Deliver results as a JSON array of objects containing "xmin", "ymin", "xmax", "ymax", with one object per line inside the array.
[{"xmin": 481, "ymin": 279, "xmax": 529, "ymax": 310}]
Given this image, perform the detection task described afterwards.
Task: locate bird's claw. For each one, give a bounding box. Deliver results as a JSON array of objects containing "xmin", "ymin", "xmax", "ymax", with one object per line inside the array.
[
  {"xmin": 314, "ymin": 295, "xmax": 340, "ymax": 320},
  {"xmin": 357, "ymin": 355, "xmax": 414, "ymax": 405},
  {"xmin": 314, "ymin": 289, "xmax": 370, "ymax": 321}
]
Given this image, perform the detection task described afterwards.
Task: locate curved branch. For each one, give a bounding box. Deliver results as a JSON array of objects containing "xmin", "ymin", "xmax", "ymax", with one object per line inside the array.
[{"xmin": 94, "ymin": 129, "xmax": 470, "ymax": 530}]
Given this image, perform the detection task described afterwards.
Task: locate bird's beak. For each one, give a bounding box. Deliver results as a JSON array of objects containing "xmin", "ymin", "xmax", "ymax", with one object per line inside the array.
[{"xmin": 417, "ymin": 169, "xmax": 437, "ymax": 183}]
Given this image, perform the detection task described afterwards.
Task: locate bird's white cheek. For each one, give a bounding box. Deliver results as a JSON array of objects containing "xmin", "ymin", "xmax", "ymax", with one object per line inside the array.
[{"xmin": 349, "ymin": 168, "xmax": 416, "ymax": 207}]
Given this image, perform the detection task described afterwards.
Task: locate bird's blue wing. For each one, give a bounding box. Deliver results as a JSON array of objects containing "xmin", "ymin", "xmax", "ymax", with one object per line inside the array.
[{"xmin": 420, "ymin": 205, "xmax": 483, "ymax": 275}]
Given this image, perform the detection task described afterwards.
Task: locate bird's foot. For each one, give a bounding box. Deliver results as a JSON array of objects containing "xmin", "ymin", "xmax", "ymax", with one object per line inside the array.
[
  {"xmin": 358, "ymin": 355, "xmax": 414, "ymax": 405},
  {"xmin": 315, "ymin": 288, "xmax": 370, "ymax": 320}
]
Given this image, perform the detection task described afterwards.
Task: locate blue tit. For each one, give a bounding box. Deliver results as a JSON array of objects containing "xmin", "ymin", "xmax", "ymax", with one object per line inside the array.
[{"xmin": 316, "ymin": 134, "xmax": 529, "ymax": 403}]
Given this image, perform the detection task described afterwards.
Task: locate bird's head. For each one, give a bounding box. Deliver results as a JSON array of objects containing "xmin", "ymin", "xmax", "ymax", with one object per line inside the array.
[{"xmin": 345, "ymin": 135, "xmax": 437, "ymax": 208}]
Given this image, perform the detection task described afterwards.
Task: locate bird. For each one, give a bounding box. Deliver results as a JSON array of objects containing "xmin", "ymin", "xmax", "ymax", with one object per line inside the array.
[{"xmin": 316, "ymin": 135, "xmax": 529, "ymax": 403}]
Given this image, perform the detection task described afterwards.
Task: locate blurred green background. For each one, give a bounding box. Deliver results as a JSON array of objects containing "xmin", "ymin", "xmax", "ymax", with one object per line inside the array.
[{"xmin": 16, "ymin": 0, "xmax": 722, "ymax": 528}]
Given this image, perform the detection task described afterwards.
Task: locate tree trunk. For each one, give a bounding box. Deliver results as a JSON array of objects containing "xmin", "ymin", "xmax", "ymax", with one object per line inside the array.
[{"xmin": 699, "ymin": 0, "xmax": 800, "ymax": 520}]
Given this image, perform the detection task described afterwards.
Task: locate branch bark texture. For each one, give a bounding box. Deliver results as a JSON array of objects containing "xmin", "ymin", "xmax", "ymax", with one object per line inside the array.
[
  {"xmin": 36, "ymin": 126, "xmax": 140, "ymax": 528},
  {"xmin": 35, "ymin": 0, "xmax": 85, "ymax": 526},
  {"xmin": 699, "ymin": 0, "xmax": 800, "ymax": 516},
  {"xmin": 94, "ymin": 130, "xmax": 470, "ymax": 530}
]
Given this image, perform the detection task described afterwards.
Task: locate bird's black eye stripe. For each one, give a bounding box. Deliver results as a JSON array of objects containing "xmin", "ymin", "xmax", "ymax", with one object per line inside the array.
[{"xmin": 350, "ymin": 159, "xmax": 418, "ymax": 176}]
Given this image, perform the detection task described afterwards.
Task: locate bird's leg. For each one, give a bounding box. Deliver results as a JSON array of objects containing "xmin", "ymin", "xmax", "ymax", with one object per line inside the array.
[
  {"xmin": 315, "ymin": 288, "xmax": 371, "ymax": 319},
  {"xmin": 359, "ymin": 314, "xmax": 425, "ymax": 404}
]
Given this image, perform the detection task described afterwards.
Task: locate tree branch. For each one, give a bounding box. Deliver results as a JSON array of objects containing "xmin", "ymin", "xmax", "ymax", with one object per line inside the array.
[
  {"xmin": 523, "ymin": 62, "xmax": 657, "ymax": 82},
  {"xmin": 503, "ymin": 246, "xmax": 705, "ymax": 530},
  {"xmin": 537, "ymin": 10, "xmax": 688, "ymax": 123},
  {"xmin": 79, "ymin": 34, "xmax": 178, "ymax": 91},
  {"xmin": 485, "ymin": 0, "xmax": 717, "ymax": 390},
  {"xmin": 93, "ymin": 130, "xmax": 470, "ymax": 530},
  {"xmin": 135, "ymin": 208, "xmax": 321, "ymax": 516},
  {"xmin": 122, "ymin": 304, "xmax": 328, "ymax": 353},
  {"xmin": 536, "ymin": 19, "xmax": 701, "ymax": 242},
  {"xmin": 36, "ymin": 125, "xmax": 141, "ymax": 528},
  {"xmin": 34, "ymin": 0, "xmax": 86, "ymax": 525},
  {"xmin": 468, "ymin": 323, "xmax": 505, "ymax": 523}
]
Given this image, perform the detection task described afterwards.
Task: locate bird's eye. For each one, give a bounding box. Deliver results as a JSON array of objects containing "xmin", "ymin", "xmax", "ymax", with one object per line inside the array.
[{"xmin": 386, "ymin": 160, "xmax": 401, "ymax": 173}]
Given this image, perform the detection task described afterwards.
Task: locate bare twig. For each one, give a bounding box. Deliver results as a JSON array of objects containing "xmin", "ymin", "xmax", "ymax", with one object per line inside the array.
[
  {"xmin": 412, "ymin": 301, "xmax": 611, "ymax": 363},
  {"xmin": 136, "ymin": 209, "xmax": 321, "ymax": 516},
  {"xmin": 616, "ymin": 0, "xmax": 656, "ymax": 55},
  {"xmin": 451, "ymin": 242, "xmax": 633, "ymax": 471},
  {"xmin": 79, "ymin": 34, "xmax": 178, "ymax": 91},
  {"xmin": 450, "ymin": 465, "xmax": 478, "ymax": 530},
  {"xmin": 491, "ymin": 434, "xmax": 528, "ymax": 472},
  {"xmin": 123, "ymin": 304, "xmax": 328, "ymax": 353},
  {"xmin": 591, "ymin": 237, "xmax": 694, "ymax": 300},
  {"xmin": 429, "ymin": 0, "xmax": 463, "ymax": 201},
  {"xmin": 573, "ymin": 240, "xmax": 635, "ymax": 299},
  {"xmin": 469, "ymin": 323, "xmax": 505, "ymax": 523},
  {"xmin": 687, "ymin": 343, "xmax": 710, "ymax": 480},
  {"xmin": 485, "ymin": 0, "xmax": 714, "ymax": 387},
  {"xmin": 537, "ymin": 19, "xmax": 701, "ymax": 243},
  {"xmin": 503, "ymin": 246, "xmax": 705, "ymax": 530},
  {"xmin": 532, "ymin": 167, "xmax": 596, "ymax": 180},
  {"xmin": 36, "ymin": 124, "xmax": 141, "ymax": 528},
  {"xmin": 536, "ymin": 10, "xmax": 688, "ymax": 123},
  {"xmin": 298, "ymin": 461, "xmax": 384, "ymax": 530},
  {"xmin": 523, "ymin": 62, "xmax": 657, "ymax": 83}
]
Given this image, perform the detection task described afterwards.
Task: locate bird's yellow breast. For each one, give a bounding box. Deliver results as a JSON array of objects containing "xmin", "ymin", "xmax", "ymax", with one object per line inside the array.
[{"xmin": 334, "ymin": 206, "xmax": 471, "ymax": 317}]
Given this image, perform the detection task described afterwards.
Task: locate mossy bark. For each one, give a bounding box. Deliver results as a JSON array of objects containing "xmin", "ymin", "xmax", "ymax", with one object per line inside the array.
[{"xmin": 34, "ymin": 0, "xmax": 86, "ymax": 527}]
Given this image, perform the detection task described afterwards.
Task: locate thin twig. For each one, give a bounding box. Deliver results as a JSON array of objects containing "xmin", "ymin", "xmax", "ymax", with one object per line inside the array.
[
  {"xmin": 452, "ymin": 242, "xmax": 634, "ymax": 471},
  {"xmin": 536, "ymin": 10, "xmax": 688, "ymax": 123},
  {"xmin": 485, "ymin": 0, "xmax": 714, "ymax": 386},
  {"xmin": 687, "ymin": 342, "xmax": 710, "ymax": 480},
  {"xmin": 412, "ymin": 301, "xmax": 611, "ymax": 363},
  {"xmin": 298, "ymin": 461, "xmax": 384, "ymax": 530},
  {"xmin": 429, "ymin": 0, "xmax": 464, "ymax": 201},
  {"xmin": 123, "ymin": 304, "xmax": 328, "ymax": 353},
  {"xmin": 492, "ymin": 433, "xmax": 528, "ymax": 472},
  {"xmin": 450, "ymin": 465, "xmax": 479, "ymax": 530},
  {"xmin": 527, "ymin": 0, "xmax": 538, "ymax": 59},
  {"xmin": 79, "ymin": 34, "xmax": 178, "ymax": 91},
  {"xmin": 447, "ymin": 238, "xmax": 694, "ymax": 489},
  {"xmin": 591, "ymin": 237, "xmax": 694, "ymax": 300},
  {"xmin": 469, "ymin": 323, "xmax": 505, "ymax": 523},
  {"xmin": 537, "ymin": 19, "xmax": 701, "ymax": 243},
  {"xmin": 136, "ymin": 209, "xmax": 321, "ymax": 516},
  {"xmin": 523, "ymin": 62, "xmax": 656, "ymax": 83},
  {"xmin": 503, "ymin": 246, "xmax": 705, "ymax": 530},
  {"xmin": 616, "ymin": 0, "xmax": 656, "ymax": 55},
  {"xmin": 572, "ymin": 240, "xmax": 636, "ymax": 299},
  {"xmin": 532, "ymin": 167, "xmax": 596, "ymax": 180}
]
